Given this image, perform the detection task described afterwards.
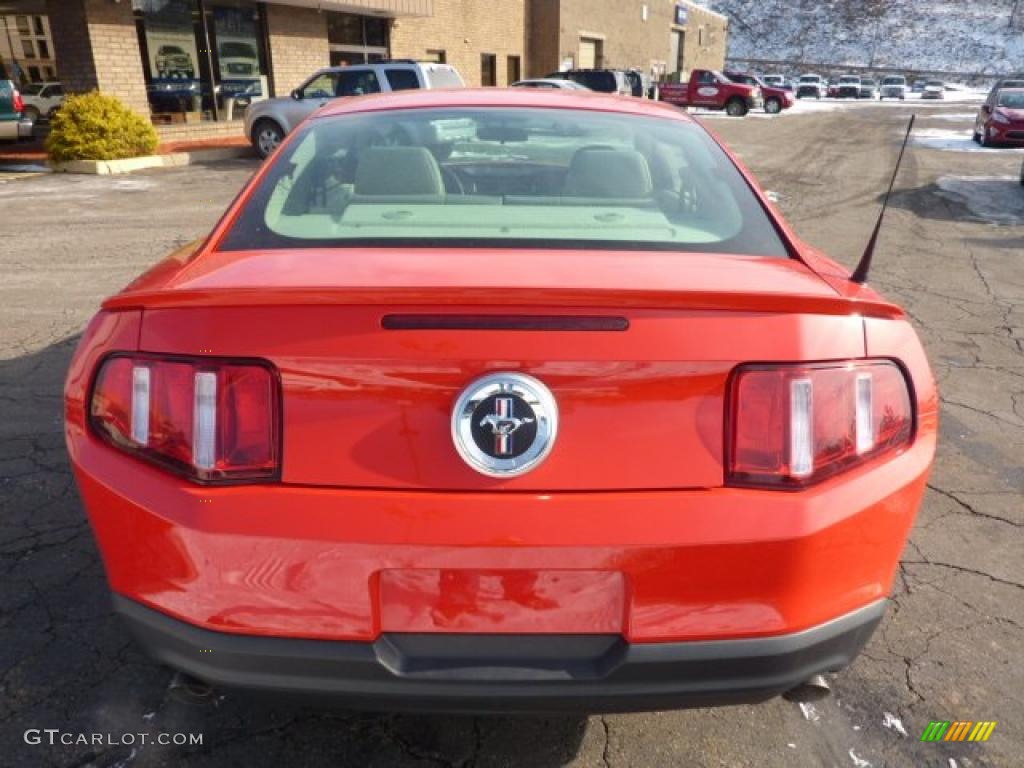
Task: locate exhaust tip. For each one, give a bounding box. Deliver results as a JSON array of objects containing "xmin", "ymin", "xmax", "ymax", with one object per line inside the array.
[
  {"xmin": 167, "ymin": 671, "xmax": 216, "ymax": 706},
  {"xmin": 783, "ymin": 674, "xmax": 832, "ymax": 703}
]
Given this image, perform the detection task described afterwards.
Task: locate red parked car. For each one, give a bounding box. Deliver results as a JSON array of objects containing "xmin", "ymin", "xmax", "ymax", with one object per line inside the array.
[
  {"xmin": 974, "ymin": 87, "xmax": 1024, "ymax": 147},
  {"xmin": 66, "ymin": 88, "xmax": 937, "ymax": 713},
  {"xmin": 724, "ymin": 70, "xmax": 795, "ymax": 114}
]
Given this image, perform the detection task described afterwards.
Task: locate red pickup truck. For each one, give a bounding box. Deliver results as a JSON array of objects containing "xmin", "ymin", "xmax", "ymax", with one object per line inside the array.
[{"xmin": 658, "ymin": 69, "xmax": 763, "ymax": 116}]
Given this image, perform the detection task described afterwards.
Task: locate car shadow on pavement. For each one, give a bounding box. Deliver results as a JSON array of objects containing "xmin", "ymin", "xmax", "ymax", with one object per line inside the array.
[{"xmin": 0, "ymin": 337, "xmax": 589, "ymax": 768}]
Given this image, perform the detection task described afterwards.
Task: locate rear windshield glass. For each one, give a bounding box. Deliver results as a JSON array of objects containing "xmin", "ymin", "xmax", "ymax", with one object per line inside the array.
[
  {"xmin": 425, "ymin": 67, "xmax": 464, "ymax": 89},
  {"xmin": 219, "ymin": 107, "xmax": 789, "ymax": 257},
  {"xmin": 566, "ymin": 72, "xmax": 616, "ymax": 92}
]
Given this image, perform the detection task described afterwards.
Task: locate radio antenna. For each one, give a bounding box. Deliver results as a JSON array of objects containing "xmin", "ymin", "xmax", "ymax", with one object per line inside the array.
[{"xmin": 851, "ymin": 114, "xmax": 915, "ymax": 284}]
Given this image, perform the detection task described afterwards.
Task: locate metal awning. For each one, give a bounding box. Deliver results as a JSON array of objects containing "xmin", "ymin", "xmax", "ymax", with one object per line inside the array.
[
  {"xmin": 0, "ymin": 0, "xmax": 46, "ymax": 12},
  {"xmin": 262, "ymin": 0, "xmax": 433, "ymax": 17}
]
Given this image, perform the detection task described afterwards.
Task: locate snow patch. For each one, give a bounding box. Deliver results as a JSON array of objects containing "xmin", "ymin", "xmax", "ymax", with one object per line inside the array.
[
  {"xmin": 719, "ymin": 0, "xmax": 1024, "ymax": 77},
  {"xmin": 848, "ymin": 748, "xmax": 873, "ymax": 768},
  {"xmin": 882, "ymin": 711, "xmax": 908, "ymax": 737},
  {"xmin": 799, "ymin": 702, "xmax": 820, "ymax": 721},
  {"xmin": 913, "ymin": 127, "xmax": 1024, "ymax": 153},
  {"xmin": 936, "ymin": 175, "xmax": 1024, "ymax": 225}
]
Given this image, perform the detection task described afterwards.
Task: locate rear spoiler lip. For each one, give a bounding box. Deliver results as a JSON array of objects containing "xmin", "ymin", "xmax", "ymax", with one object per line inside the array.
[{"xmin": 102, "ymin": 286, "xmax": 905, "ymax": 319}]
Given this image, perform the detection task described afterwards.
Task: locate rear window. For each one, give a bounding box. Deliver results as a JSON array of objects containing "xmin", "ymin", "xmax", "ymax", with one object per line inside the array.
[
  {"xmin": 384, "ymin": 69, "xmax": 421, "ymax": 91},
  {"xmin": 219, "ymin": 107, "xmax": 789, "ymax": 257},
  {"xmin": 425, "ymin": 67, "xmax": 464, "ymax": 89},
  {"xmin": 566, "ymin": 72, "xmax": 616, "ymax": 92}
]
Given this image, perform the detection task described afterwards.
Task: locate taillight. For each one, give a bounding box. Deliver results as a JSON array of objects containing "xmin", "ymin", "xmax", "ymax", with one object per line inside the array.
[
  {"xmin": 13, "ymin": 89, "xmax": 24, "ymax": 114},
  {"xmin": 727, "ymin": 361, "xmax": 913, "ymax": 488},
  {"xmin": 90, "ymin": 354, "xmax": 280, "ymax": 483}
]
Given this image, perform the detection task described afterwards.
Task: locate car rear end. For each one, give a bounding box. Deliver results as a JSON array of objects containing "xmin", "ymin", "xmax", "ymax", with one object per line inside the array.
[
  {"xmin": 0, "ymin": 80, "xmax": 34, "ymax": 141},
  {"xmin": 880, "ymin": 77, "xmax": 906, "ymax": 100},
  {"xmin": 838, "ymin": 78, "xmax": 860, "ymax": 98},
  {"xmin": 66, "ymin": 93, "xmax": 936, "ymax": 712},
  {"xmin": 796, "ymin": 77, "xmax": 822, "ymax": 98}
]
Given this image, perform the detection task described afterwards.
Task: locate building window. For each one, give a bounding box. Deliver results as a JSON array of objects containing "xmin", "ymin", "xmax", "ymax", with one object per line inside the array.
[
  {"xmin": 37, "ymin": 39, "xmax": 49, "ymax": 59},
  {"xmin": 133, "ymin": 0, "xmax": 269, "ymax": 124},
  {"xmin": 481, "ymin": 53, "xmax": 497, "ymax": 86},
  {"xmin": 27, "ymin": 66, "xmax": 41, "ymax": 82},
  {"xmin": 425, "ymin": 49, "xmax": 446, "ymax": 64},
  {"xmin": 698, "ymin": 27, "xmax": 704, "ymax": 46},
  {"xmin": 506, "ymin": 55, "xmax": 521, "ymax": 84},
  {"xmin": 21, "ymin": 39, "xmax": 35, "ymax": 59},
  {"xmin": 15, "ymin": 16, "xmax": 29, "ymax": 35},
  {"xmin": 33, "ymin": 16, "xmax": 44, "ymax": 35},
  {"xmin": 327, "ymin": 11, "xmax": 389, "ymax": 66}
]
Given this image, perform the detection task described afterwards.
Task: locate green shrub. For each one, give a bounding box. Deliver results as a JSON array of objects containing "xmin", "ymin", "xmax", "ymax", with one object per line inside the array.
[{"xmin": 46, "ymin": 91, "xmax": 158, "ymax": 163}]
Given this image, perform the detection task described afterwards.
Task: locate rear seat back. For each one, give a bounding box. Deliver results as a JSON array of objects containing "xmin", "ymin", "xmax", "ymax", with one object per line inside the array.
[{"xmin": 563, "ymin": 148, "xmax": 653, "ymax": 199}]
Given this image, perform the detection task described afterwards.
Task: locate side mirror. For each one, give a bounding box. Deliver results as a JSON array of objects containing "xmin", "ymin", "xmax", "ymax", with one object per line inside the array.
[
  {"xmin": 981, "ymin": 104, "xmax": 991, "ymax": 114},
  {"xmin": 290, "ymin": 89, "xmax": 301, "ymax": 101}
]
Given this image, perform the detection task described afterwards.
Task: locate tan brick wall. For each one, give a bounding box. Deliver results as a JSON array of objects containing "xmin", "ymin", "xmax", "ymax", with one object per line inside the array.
[
  {"xmin": 679, "ymin": 3, "xmax": 728, "ymax": 77},
  {"xmin": 391, "ymin": 0, "xmax": 526, "ymax": 87},
  {"xmin": 529, "ymin": 0, "xmax": 672, "ymax": 78},
  {"xmin": 526, "ymin": 0, "xmax": 727, "ymax": 81},
  {"xmin": 47, "ymin": 0, "xmax": 149, "ymax": 116},
  {"xmin": 265, "ymin": 5, "xmax": 329, "ymax": 96}
]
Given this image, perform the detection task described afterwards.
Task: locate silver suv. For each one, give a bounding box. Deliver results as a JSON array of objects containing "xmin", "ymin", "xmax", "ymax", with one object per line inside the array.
[{"xmin": 245, "ymin": 61, "xmax": 465, "ymax": 157}]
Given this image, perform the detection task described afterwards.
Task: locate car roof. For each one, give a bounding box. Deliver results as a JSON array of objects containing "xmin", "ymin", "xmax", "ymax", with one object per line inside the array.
[
  {"xmin": 317, "ymin": 61, "xmax": 456, "ymax": 73},
  {"xmin": 315, "ymin": 87, "xmax": 693, "ymax": 121}
]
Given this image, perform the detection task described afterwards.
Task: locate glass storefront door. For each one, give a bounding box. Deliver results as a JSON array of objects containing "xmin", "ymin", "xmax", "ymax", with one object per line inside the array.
[{"xmin": 133, "ymin": 0, "xmax": 268, "ymax": 124}]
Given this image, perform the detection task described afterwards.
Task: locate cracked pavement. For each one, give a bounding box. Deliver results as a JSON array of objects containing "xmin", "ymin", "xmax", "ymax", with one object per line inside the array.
[{"xmin": 2, "ymin": 102, "xmax": 1022, "ymax": 766}]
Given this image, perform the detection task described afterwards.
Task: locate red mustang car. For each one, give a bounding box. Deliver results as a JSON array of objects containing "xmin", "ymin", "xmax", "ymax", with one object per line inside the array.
[{"xmin": 66, "ymin": 88, "xmax": 936, "ymax": 713}]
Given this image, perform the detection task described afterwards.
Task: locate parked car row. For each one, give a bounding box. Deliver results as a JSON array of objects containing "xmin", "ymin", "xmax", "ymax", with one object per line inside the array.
[{"xmin": 244, "ymin": 60, "xmax": 466, "ymax": 157}]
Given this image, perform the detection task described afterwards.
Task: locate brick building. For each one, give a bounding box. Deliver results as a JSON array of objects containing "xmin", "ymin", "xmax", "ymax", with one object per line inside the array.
[
  {"xmin": 528, "ymin": 0, "xmax": 727, "ymax": 81},
  {"xmin": 8, "ymin": 0, "xmax": 725, "ymax": 141}
]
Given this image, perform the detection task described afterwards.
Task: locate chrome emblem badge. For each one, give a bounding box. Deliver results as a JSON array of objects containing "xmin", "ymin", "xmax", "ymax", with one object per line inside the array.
[{"xmin": 452, "ymin": 372, "xmax": 558, "ymax": 477}]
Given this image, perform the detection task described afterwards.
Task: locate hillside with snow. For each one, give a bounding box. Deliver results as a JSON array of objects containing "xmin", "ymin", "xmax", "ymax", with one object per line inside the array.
[{"xmin": 711, "ymin": 0, "xmax": 1024, "ymax": 75}]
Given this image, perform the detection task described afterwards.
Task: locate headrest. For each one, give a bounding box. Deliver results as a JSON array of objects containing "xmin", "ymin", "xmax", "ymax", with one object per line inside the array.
[
  {"xmin": 564, "ymin": 148, "xmax": 653, "ymax": 199},
  {"xmin": 354, "ymin": 146, "xmax": 444, "ymax": 195}
]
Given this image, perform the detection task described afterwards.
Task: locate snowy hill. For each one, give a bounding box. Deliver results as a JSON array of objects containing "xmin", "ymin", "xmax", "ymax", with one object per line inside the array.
[{"xmin": 711, "ymin": 0, "xmax": 1024, "ymax": 76}]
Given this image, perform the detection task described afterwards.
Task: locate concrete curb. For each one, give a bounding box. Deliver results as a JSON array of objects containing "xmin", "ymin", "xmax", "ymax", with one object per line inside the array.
[{"xmin": 50, "ymin": 146, "xmax": 252, "ymax": 175}]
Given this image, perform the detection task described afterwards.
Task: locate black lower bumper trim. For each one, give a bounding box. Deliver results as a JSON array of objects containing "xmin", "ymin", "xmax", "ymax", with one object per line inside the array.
[{"xmin": 113, "ymin": 596, "xmax": 885, "ymax": 714}]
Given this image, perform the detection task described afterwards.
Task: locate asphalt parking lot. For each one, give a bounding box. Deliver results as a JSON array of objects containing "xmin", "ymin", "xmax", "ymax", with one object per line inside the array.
[{"xmin": 2, "ymin": 100, "xmax": 1022, "ymax": 767}]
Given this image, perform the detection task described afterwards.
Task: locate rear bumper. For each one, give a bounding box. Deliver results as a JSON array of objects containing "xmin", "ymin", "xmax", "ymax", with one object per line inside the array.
[
  {"xmin": 69, "ymin": 419, "xmax": 933, "ymax": 643},
  {"xmin": 115, "ymin": 595, "xmax": 885, "ymax": 713}
]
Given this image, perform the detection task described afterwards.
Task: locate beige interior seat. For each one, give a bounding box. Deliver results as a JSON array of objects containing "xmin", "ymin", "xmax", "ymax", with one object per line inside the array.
[
  {"xmin": 354, "ymin": 146, "xmax": 445, "ymax": 196},
  {"xmin": 563, "ymin": 148, "xmax": 654, "ymax": 199}
]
